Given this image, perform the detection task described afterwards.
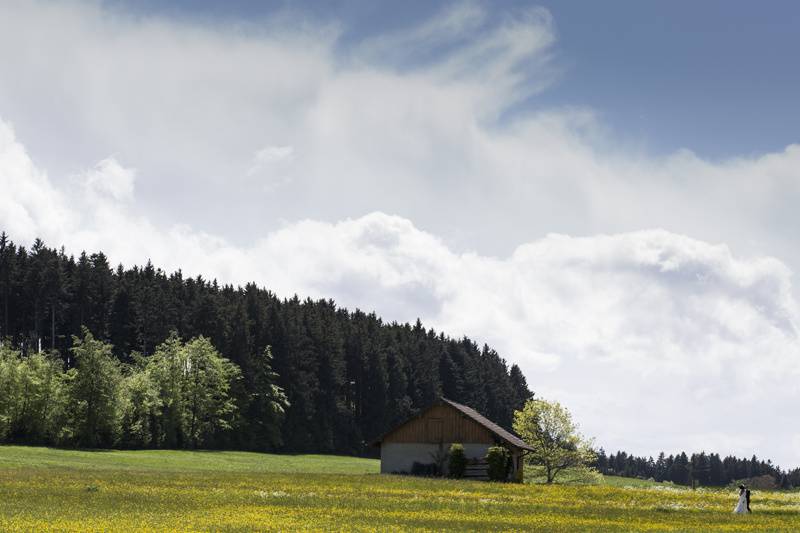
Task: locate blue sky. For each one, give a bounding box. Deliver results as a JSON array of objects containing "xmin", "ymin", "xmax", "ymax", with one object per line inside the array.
[
  {"xmin": 106, "ymin": 0, "xmax": 800, "ymax": 159},
  {"xmin": 2, "ymin": 0, "xmax": 800, "ymax": 464}
]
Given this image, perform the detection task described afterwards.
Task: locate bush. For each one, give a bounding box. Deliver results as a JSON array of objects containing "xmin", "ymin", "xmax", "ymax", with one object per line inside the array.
[
  {"xmin": 448, "ymin": 443, "xmax": 466, "ymax": 478},
  {"xmin": 411, "ymin": 462, "xmax": 438, "ymax": 476},
  {"xmin": 570, "ymin": 466, "xmax": 604, "ymax": 484},
  {"xmin": 486, "ymin": 446, "xmax": 510, "ymax": 481}
]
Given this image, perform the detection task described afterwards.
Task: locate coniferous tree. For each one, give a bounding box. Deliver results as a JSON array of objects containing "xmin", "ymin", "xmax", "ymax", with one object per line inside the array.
[
  {"xmin": 653, "ymin": 452, "xmax": 665, "ymax": 481},
  {"xmin": 595, "ymin": 448, "xmax": 609, "ymax": 473},
  {"xmin": 0, "ymin": 232, "xmax": 14, "ymax": 339},
  {"xmin": 242, "ymin": 346, "xmax": 289, "ymax": 451},
  {"xmin": 602, "ymin": 448, "xmax": 788, "ymax": 487},
  {"xmin": 708, "ymin": 453, "xmax": 726, "ymax": 485}
]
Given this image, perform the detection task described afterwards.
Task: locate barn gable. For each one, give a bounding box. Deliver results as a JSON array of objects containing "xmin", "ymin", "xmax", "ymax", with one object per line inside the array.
[{"xmin": 378, "ymin": 403, "xmax": 495, "ymax": 445}]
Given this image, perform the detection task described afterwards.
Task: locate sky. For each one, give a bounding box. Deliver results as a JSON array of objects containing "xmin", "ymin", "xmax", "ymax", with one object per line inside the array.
[{"xmin": 1, "ymin": 0, "xmax": 799, "ymax": 466}]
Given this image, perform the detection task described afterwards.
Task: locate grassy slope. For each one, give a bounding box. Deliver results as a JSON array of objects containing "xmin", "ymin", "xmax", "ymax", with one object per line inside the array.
[
  {"xmin": 0, "ymin": 445, "xmax": 378, "ymax": 474},
  {"xmin": 2, "ymin": 445, "xmax": 799, "ymax": 532},
  {"xmin": 602, "ymin": 475, "xmax": 665, "ymax": 488}
]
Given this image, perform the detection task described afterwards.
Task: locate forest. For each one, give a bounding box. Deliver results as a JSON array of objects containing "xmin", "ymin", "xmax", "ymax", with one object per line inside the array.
[
  {"xmin": 0, "ymin": 232, "xmax": 533, "ymax": 454},
  {"xmin": 596, "ymin": 449, "xmax": 800, "ymax": 489}
]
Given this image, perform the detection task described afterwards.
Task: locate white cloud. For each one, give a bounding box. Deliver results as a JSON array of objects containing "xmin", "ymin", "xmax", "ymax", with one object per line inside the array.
[
  {"xmin": 81, "ymin": 157, "xmax": 136, "ymax": 201},
  {"xmin": 251, "ymin": 145, "xmax": 294, "ymax": 167},
  {"xmin": 2, "ymin": 1, "xmax": 800, "ymax": 466},
  {"xmin": 0, "ymin": 119, "xmax": 75, "ymax": 243},
  {"xmin": 1, "ymin": 0, "xmax": 798, "ymax": 269},
  {"xmin": 246, "ymin": 145, "xmax": 295, "ymax": 190}
]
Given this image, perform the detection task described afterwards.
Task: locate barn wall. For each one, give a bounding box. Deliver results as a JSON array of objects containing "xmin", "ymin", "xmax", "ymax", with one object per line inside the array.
[
  {"xmin": 382, "ymin": 405, "xmax": 495, "ymax": 445},
  {"xmin": 380, "ymin": 442, "xmax": 492, "ymax": 474}
]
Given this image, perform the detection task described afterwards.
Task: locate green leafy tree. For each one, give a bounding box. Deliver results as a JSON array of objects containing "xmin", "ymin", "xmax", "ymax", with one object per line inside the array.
[
  {"xmin": 119, "ymin": 364, "xmax": 160, "ymax": 448},
  {"xmin": 146, "ymin": 333, "xmax": 186, "ymax": 447},
  {"xmin": 0, "ymin": 343, "xmax": 23, "ymax": 441},
  {"xmin": 181, "ymin": 336, "xmax": 240, "ymax": 448},
  {"xmin": 15, "ymin": 350, "xmax": 68, "ymax": 443},
  {"xmin": 513, "ymin": 398, "xmax": 596, "ymax": 483},
  {"xmin": 145, "ymin": 334, "xmax": 241, "ymax": 449},
  {"xmin": 0, "ymin": 344, "xmax": 68, "ymax": 444},
  {"xmin": 67, "ymin": 328, "xmax": 122, "ymax": 447}
]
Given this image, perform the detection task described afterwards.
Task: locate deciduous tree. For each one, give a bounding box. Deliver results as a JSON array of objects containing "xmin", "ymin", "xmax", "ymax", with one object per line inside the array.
[
  {"xmin": 513, "ymin": 398, "xmax": 595, "ymax": 483},
  {"xmin": 67, "ymin": 328, "xmax": 122, "ymax": 447}
]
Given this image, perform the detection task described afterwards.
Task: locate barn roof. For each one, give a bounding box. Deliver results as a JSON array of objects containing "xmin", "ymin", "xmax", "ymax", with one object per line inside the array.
[
  {"xmin": 373, "ymin": 397, "xmax": 534, "ymax": 452},
  {"xmin": 440, "ymin": 398, "xmax": 534, "ymax": 452}
]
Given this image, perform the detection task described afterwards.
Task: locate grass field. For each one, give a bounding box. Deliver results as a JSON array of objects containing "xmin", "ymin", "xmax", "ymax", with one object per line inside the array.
[{"xmin": 2, "ymin": 445, "xmax": 799, "ymax": 531}]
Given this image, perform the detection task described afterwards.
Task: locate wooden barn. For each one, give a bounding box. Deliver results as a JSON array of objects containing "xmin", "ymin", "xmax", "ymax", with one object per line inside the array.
[{"xmin": 373, "ymin": 397, "xmax": 533, "ymax": 481}]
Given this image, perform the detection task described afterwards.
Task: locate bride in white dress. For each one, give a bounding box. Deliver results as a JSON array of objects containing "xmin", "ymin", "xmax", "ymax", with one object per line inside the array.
[{"xmin": 733, "ymin": 485, "xmax": 749, "ymax": 514}]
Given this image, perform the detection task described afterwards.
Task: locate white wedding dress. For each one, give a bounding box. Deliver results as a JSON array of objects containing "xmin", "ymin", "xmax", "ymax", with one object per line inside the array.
[{"xmin": 733, "ymin": 491, "xmax": 748, "ymax": 514}]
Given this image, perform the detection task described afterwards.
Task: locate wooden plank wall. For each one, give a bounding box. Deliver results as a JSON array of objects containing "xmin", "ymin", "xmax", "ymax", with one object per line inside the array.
[{"xmin": 383, "ymin": 405, "xmax": 495, "ymax": 444}]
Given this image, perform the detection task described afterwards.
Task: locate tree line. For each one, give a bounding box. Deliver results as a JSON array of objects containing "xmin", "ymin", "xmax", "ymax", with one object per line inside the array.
[
  {"xmin": 0, "ymin": 329, "xmax": 287, "ymax": 449},
  {"xmin": 0, "ymin": 232, "xmax": 533, "ymax": 453},
  {"xmin": 595, "ymin": 449, "xmax": 800, "ymax": 488}
]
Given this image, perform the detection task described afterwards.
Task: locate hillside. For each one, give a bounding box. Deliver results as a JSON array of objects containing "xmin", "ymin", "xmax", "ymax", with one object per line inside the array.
[
  {"xmin": 0, "ymin": 233, "xmax": 532, "ymax": 454},
  {"xmin": 0, "ymin": 445, "xmax": 378, "ymax": 475},
  {"xmin": 2, "ymin": 446, "xmax": 799, "ymax": 532}
]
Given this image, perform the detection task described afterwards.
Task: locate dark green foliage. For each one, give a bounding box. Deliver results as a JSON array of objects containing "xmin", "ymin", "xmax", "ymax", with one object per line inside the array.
[
  {"xmin": 486, "ymin": 446, "xmax": 510, "ymax": 481},
  {"xmin": 410, "ymin": 461, "xmax": 438, "ymax": 476},
  {"xmin": 241, "ymin": 347, "xmax": 289, "ymax": 451},
  {"xmin": 448, "ymin": 443, "xmax": 466, "ymax": 478},
  {"xmin": 0, "ymin": 232, "xmax": 534, "ymax": 453},
  {"xmin": 670, "ymin": 452, "xmax": 691, "ymax": 485},
  {"xmin": 598, "ymin": 449, "xmax": 788, "ymax": 487}
]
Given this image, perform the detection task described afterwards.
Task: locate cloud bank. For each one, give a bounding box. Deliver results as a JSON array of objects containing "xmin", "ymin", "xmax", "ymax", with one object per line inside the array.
[
  {"xmin": 1, "ymin": 1, "xmax": 799, "ymax": 258},
  {"xmin": 2, "ymin": 116, "xmax": 800, "ymax": 465}
]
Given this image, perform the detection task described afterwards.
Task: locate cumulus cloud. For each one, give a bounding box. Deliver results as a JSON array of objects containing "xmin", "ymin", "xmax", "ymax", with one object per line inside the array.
[
  {"xmin": 81, "ymin": 157, "xmax": 136, "ymax": 201},
  {"xmin": 0, "ymin": 119, "xmax": 75, "ymax": 243},
  {"xmin": 1, "ymin": 0, "xmax": 799, "ymax": 270},
  {"xmin": 2, "ymin": 117, "xmax": 800, "ymax": 465}
]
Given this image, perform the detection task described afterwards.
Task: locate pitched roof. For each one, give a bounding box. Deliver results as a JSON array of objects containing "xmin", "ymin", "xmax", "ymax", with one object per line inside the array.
[
  {"xmin": 373, "ymin": 397, "xmax": 534, "ymax": 452},
  {"xmin": 439, "ymin": 398, "xmax": 534, "ymax": 452}
]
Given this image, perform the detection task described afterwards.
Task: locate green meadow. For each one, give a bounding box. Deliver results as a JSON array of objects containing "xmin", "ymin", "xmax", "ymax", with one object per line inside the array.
[{"xmin": 1, "ymin": 445, "xmax": 798, "ymax": 532}]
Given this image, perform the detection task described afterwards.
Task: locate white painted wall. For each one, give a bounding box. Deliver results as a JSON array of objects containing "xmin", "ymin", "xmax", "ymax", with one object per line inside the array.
[{"xmin": 380, "ymin": 442, "xmax": 492, "ymax": 474}]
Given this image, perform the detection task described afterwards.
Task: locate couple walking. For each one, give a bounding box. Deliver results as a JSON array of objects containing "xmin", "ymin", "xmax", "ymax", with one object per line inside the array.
[{"xmin": 733, "ymin": 485, "xmax": 751, "ymax": 514}]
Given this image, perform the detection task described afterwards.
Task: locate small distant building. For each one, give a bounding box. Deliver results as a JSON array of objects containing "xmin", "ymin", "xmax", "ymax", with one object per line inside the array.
[{"xmin": 373, "ymin": 397, "xmax": 533, "ymax": 481}]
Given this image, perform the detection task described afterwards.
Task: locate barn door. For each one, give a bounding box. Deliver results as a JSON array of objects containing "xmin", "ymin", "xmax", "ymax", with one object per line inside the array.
[{"xmin": 428, "ymin": 418, "xmax": 443, "ymax": 443}]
